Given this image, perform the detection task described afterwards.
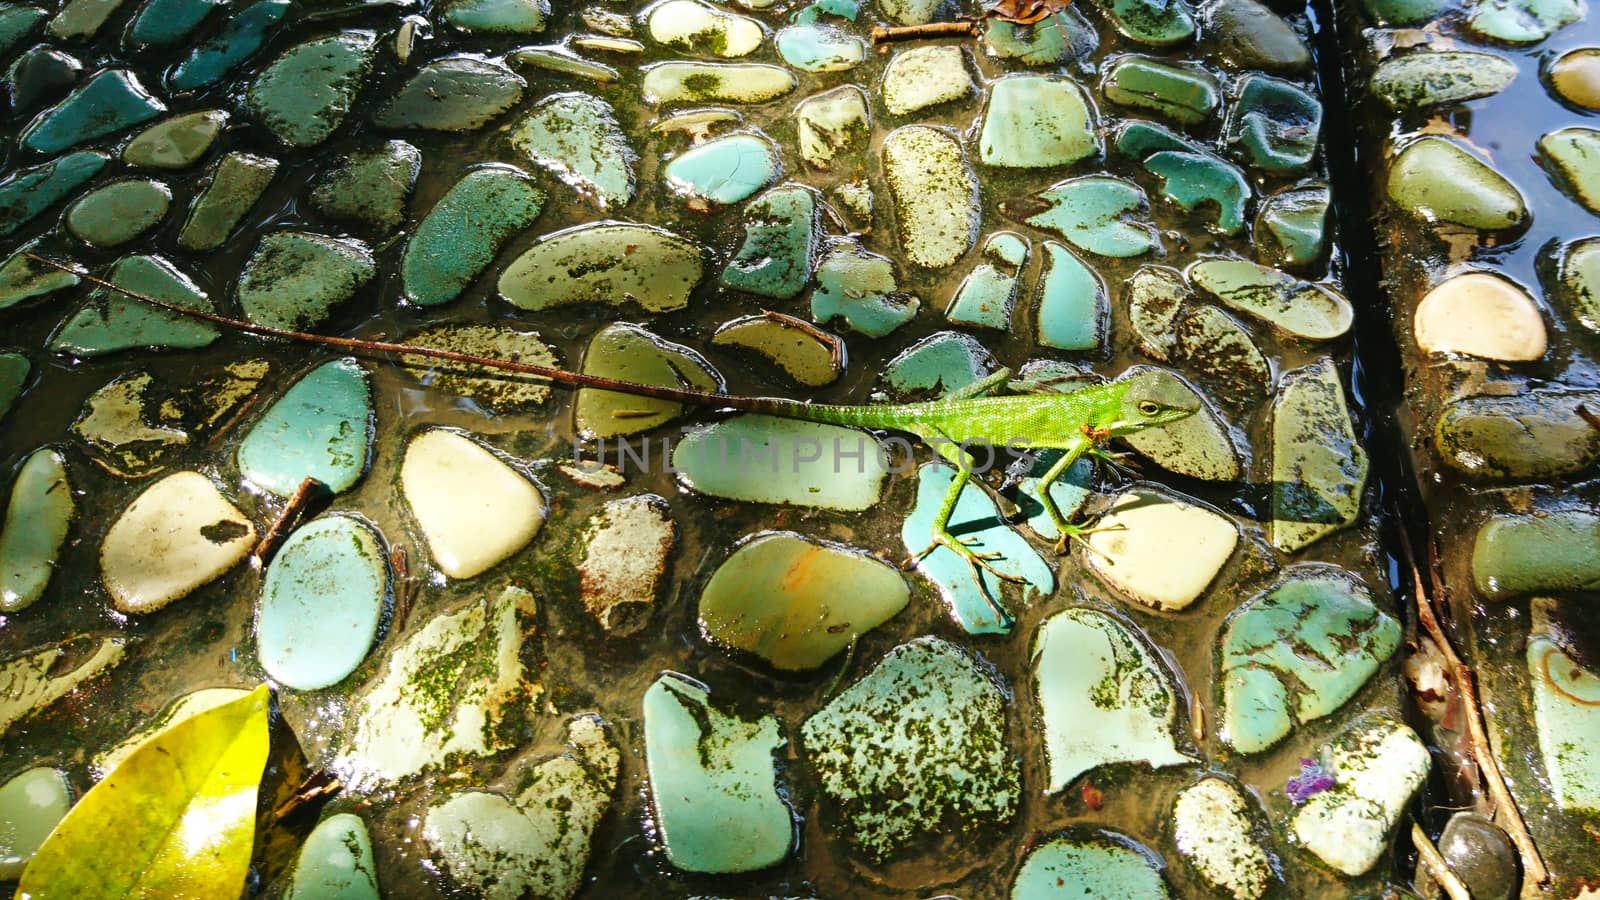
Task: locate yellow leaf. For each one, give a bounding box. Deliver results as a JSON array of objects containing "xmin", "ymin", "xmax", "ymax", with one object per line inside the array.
[{"xmin": 18, "ymin": 684, "xmax": 272, "ymax": 899}]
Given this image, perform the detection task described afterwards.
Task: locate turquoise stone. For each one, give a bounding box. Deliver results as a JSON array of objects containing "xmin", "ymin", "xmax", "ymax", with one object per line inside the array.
[
  {"xmin": 122, "ymin": 110, "xmax": 227, "ymax": 169},
  {"xmin": 1225, "ymin": 75, "xmax": 1321, "ymax": 173},
  {"xmin": 1370, "ymin": 51, "xmax": 1518, "ymax": 111},
  {"xmin": 499, "ymin": 222, "xmax": 703, "ymax": 313},
  {"xmin": 401, "ymin": 166, "xmax": 545, "ymax": 307},
  {"xmin": 1472, "ymin": 512, "xmax": 1600, "ymax": 598},
  {"xmin": 0, "ymin": 767, "xmax": 72, "ymax": 880},
  {"xmin": 50, "ymin": 255, "xmax": 219, "ymax": 356},
  {"xmin": 20, "ymin": 69, "xmax": 164, "ymax": 154},
  {"xmin": 800, "ymin": 637, "xmax": 1020, "ymax": 859},
  {"xmin": 1528, "ymin": 630, "xmax": 1600, "ymax": 814},
  {"xmin": 177, "ymin": 152, "xmax": 278, "ymax": 252},
  {"xmin": 775, "ymin": 23, "xmax": 865, "ymax": 72},
  {"xmin": 1013, "ymin": 834, "xmax": 1170, "ymax": 899},
  {"xmin": 1034, "ymin": 240, "xmax": 1108, "ymax": 351},
  {"xmin": 1361, "ymin": 0, "xmax": 1447, "ymax": 23},
  {"xmin": 64, "ymin": 179, "xmax": 170, "ymax": 247},
  {"xmin": 1086, "ymin": 0, "xmax": 1194, "ymax": 44},
  {"xmin": 285, "ymin": 813, "xmax": 380, "ymax": 899},
  {"xmin": 721, "ymin": 184, "xmax": 818, "ymax": 299},
  {"xmin": 883, "ymin": 331, "xmax": 997, "ymax": 396},
  {"xmin": 167, "ymin": 0, "xmax": 288, "ymax": 91},
  {"xmin": 1539, "ymin": 126, "xmax": 1600, "ymax": 215},
  {"xmin": 1255, "ymin": 184, "xmax": 1329, "ymax": 269},
  {"xmin": 1025, "ymin": 176, "xmax": 1160, "ymax": 258},
  {"xmin": 1102, "ymin": 56, "xmax": 1220, "ymax": 124},
  {"xmin": 643, "ymin": 674, "xmax": 792, "ymax": 873},
  {"xmin": 947, "ymin": 232, "xmax": 1028, "ymax": 330},
  {"xmin": 1113, "ymin": 118, "xmax": 1204, "ymax": 161},
  {"xmin": 0, "ymin": 243, "xmax": 79, "ymax": 309},
  {"xmin": 983, "ymin": 9, "xmax": 1098, "ymax": 65},
  {"xmin": 1269, "ymin": 359, "xmax": 1367, "ymax": 552},
  {"xmin": 127, "ymin": 0, "xmax": 220, "ymax": 47},
  {"xmin": 0, "ymin": 353, "xmax": 27, "ymax": 421},
  {"xmin": 0, "ymin": 6, "xmax": 45, "ymax": 57},
  {"xmin": 1144, "ymin": 150, "xmax": 1249, "ymax": 234},
  {"xmin": 0, "ymin": 448, "xmax": 74, "ymax": 613},
  {"xmin": 373, "ymin": 57, "xmax": 525, "ymax": 131},
  {"xmin": 509, "ymin": 92, "xmax": 634, "ymax": 209},
  {"xmin": 443, "ymin": 0, "xmax": 548, "ymax": 32},
  {"xmin": 1387, "ymin": 137, "xmax": 1526, "ymax": 230},
  {"xmin": 309, "ymin": 141, "xmax": 421, "ymax": 232},
  {"xmin": 900, "ymin": 462, "xmax": 1052, "ymax": 633},
  {"xmin": 663, "ymin": 133, "xmax": 781, "ymax": 205},
  {"xmin": 247, "ymin": 31, "xmax": 377, "ymax": 147},
  {"xmin": 810, "ymin": 241, "xmax": 919, "ymax": 337},
  {"xmin": 258, "ymin": 515, "xmax": 387, "ymax": 690},
  {"xmin": 978, "ymin": 74, "xmax": 1099, "ymax": 168},
  {"xmin": 237, "ymin": 358, "xmax": 373, "ymax": 497},
  {"xmin": 673, "ymin": 415, "xmax": 888, "ymax": 510},
  {"xmin": 1219, "ymin": 567, "xmax": 1401, "ymax": 753},
  {"xmin": 237, "ymin": 232, "xmax": 376, "ymax": 330},
  {"xmin": 1469, "ymin": 0, "xmax": 1583, "ymax": 42}
]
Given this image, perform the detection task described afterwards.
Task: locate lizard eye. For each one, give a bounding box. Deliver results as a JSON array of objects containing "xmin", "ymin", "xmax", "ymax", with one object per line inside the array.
[{"xmin": 1137, "ymin": 400, "xmax": 1161, "ymax": 416}]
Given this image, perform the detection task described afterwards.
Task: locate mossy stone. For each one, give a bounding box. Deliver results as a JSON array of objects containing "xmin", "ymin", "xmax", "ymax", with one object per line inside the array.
[
  {"xmin": 372, "ymin": 56, "xmax": 525, "ymax": 132},
  {"xmin": 20, "ymin": 69, "xmax": 163, "ymax": 154},
  {"xmin": 401, "ymin": 166, "xmax": 545, "ymax": 307},
  {"xmin": 177, "ymin": 152, "xmax": 278, "ymax": 252},
  {"xmin": 237, "ymin": 232, "xmax": 376, "ymax": 330},
  {"xmin": 122, "ymin": 110, "xmax": 227, "ymax": 169},
  {"xmin": 247, "ymin": 31, "xmax": 376, "ymax": 148},
  {"xmin": 1387, "ymin": 137, "xmax": 1527, "ymax": 230},
  {"xmin": 64, "ymin": 179, "xmax": 170, "ymax": 247},
  {"xmin": 309, "ymin": 141, "xmax": 420, "ymax": 231}
]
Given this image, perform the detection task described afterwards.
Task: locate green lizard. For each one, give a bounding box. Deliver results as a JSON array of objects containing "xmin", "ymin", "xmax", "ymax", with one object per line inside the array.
[{"xmin": 23, "ymin": 252, "xmax": 1200, "ymax": 613}]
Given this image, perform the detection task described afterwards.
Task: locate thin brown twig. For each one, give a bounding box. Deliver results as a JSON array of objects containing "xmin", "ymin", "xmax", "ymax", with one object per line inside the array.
[
  {"xmin": 870, "ymin": 21, "xmax": 980, "ymax": 44},
  {"xmin": 759, "ymin": 309, "xmax": 848, "ymax": 374},
  {"xmin": 206, "ymin": 393, "xmax": 262, "ymax": 447},
  {"xmin": 1410, "ymin": 822, "xmax": 1473, "ymax": 900},
  {"xmin": 390, "ymin": 545, "xmax": 417, "ymax": 633},
  {"xmin": 1578, "ymin": 403, "xmax": 1600, "ymax": 432},
  {"xmin": 270, "ymin": 771, "xmax": 343, "ymax": 823},
  {"xmin": 252, "ymin": 477, "xmax": 326, "ymax": 568}
]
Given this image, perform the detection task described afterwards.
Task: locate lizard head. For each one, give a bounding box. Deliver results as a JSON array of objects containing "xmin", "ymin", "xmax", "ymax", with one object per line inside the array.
[{"xmin": 1111, "ymin": 369, "xmax": 1202, "ymax": 434}]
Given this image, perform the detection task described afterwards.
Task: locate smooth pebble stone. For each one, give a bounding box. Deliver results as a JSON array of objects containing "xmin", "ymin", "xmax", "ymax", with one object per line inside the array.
[
  {"xmin": 0, "ymin": 354, "xmax": 26, "ymax": 421},
  {"xmin": 285, "ymin": 813, "xmax": 380, "ymax": 900},
  {"xmin": 1143, "ymin": 150, "xmax": 1250, "ymax": 235},
  {"xmin": 237, "ymin": 358, "xmax": 372, "ymax": 497},
  {"xmin": 126, "ymin": 0, "xmax": 219, "ymax": 46},
  {"xmin": 1291, "ymin": 717, "xmax": 1430, "ymax": 876},
  {"xmin": 947, "ymin": 232, "xmax": 1028, "ymax": 330},
  {"xmin": 795, "ymin": 85, "xmax": 870, "ymax": 170},
  {"xmin": 663, "ymin": 133, "xmax": 781, "ymax": 206},
  {"xmin": 1434, "ymin": 389, "xmax": 1600, "ymax": 479},
  {"xmin": 675, "ymin": 415, "xmax": 889, "ymax": 511},
  {"xmin": 178, "ymin": 152, "xmax": 278, "ymax": 252},
  {"xmin": 0, "ymin": 5, "xmax": 45, "ymax": 55},
  {"xmin": 122, "ymin": 110, "xmax": 226, "ymax": 169},
  {"xmin": 511, "ymin": 93, "xmax": 634, "ymax": 210},
  {"xmin": 1121, "ymin": 369, "xmax": 1240, "ymax": 480},
  {"xmin": 1034, "ymin": 608, "xmax": 1195, "ymax": 793},
  {"xmin": 400, "ymin": 429, "xmax": 546, "ymax": 580},
  {"xmin": 51, "ymin": 255, "xmax": 218, "ymax": 356},
  {"xmin": 1437, "ymin": 813, "xmax": 1517, "ymax": 900},
  {"xmin": 1125, "ymin": 264, "xmax": 1187, "ymax": 360},
  {"xmin": 309, "ymin": 140, "xmax": 420, "ymax": 231},
  {"xmin": 500, "ymin": 222, "xmax": 703, "ymax": 313},
  {"xmin": 1555, "ymin": 236, "xmax": 1600, "ymax": 333},
  {"xmin": 832, "ymin": 180, "xmax": 873, "ymax": 226},
  {"xmin": 1203, "ymin": 0, "xmax": 1308, "ymax": 72},
  {"xmin": 0, "ymin": 635, "xmax": 126, "ymax": 738},
  {"xmin": 442, "ymin": 0, "xmax": 548, "ymax": 32},
  {"xmin": 1469, "ymin": 0, "xmax": 1582, "ymax": 43},
  {"xmin": 1102, "ymin": 56, "xmax": 1219, "ymax": 124},
  {"xmin": 19, "ymin": 69, "xmax": 163, "ymax": 154},
  {"xmin": 883, "ymin": 331, "xmax": 997, "ymax": 397},
  {"xmin": 93, "ymin": 687, "xmax": 247, "ymax": 778},
  {"xmin": 1413, "ymin": 272, "xmax": 1546, "ymax": 361},
  {"xmin": 258, "ymin": 515, "xmax": 387, "ymax": 690},
  {"xmin": 510, "ymin": 44, "xmax": 620, "ymax": 82},
  {"xmin": 576, "ymin": 494, "xmax": 673, "ymax": 635},
  {"xmin": 1225, "ymin": 74, "xmax": 1320, "ymax": 172},
  {"xmin": 402, "ymin": 165, "xmax": 544, "ymax": 307},
  {"xmin": 63, "ymin": 179, "xmax": 170, "ymax": 247},
  {"xmin": 1114, "ymin": 115, "xmax": 1220, "ymax": 160},
  {"xmin": 167, "ymin": 0, "xmax": 288, "ymax": 91},
  {"xmin": 373, "ymin": 56, "xmax": 523, "ymax": 131},
  {"xmin": 1539, "ymin": 126, "xmax": 1600, "ymax": 215},
  {"xmin": 644, "ymin": 674, "xmax": 791, "ymax": 873},
  {"xmin": 0, "ymin": 151, "xmax": 108, "ymax": 238},
  {"xmin": 1086, "ymin": 0, "xmax": 1194, "ymax": 44},
  {"xmin": 810, "ymin": 240, "xmax": 920, "ymax": 337},
  {"xmin": 398, "ymin": 323, "xmax": 559, "ymax": 410},
  {"xmin": 978, "ymin": 74, "xmax": 1098, "ymax": 169},
  {"xmin": 881, "ymin": 46, "xmax": 973, "ymax": 115},
  {"xmin": 421, "ymin": 716, "xmax": 617, "ymax": 896},
  {"xmin": 1173, "ymin": 778, "xmax": 1276, "ymax": 900},
  {"xmin": 984, "ymin": 9, "xmax": 1098, "ymax": 66},
  {"xmin": 775, "ymin": 23, "xmax": 864, "ymax": 71},
  {"xmin": 1188, "ymin": 257, "xmax": 1353, "ymax": 340},
  {"xmin": 237, "ymin": 231, "xmax": 376, "ymax": 331},
  {"xmin": 47, "ymin": 0, "xmax": 118, "ymax": 39},
  {"xmin": 247, "ymin": 31, "xmax": 377, "ymax": 147},
  {"xmin": 0, "ymin": 449, "xmax": 73, "ymax": 613},
  {"xmin": 641, "ymin": 62, "xmax": 796, "ymax": 105},
  {"xmin": 1471, "ymin": 511, "xmax": 1600, "ymax": 598},
  {"xmin": 1529, "ymin": 631, "xmax": 1600, "ymax": 813},
  {"xmin": 1087, "ymin": 488, "xmax": 1237, "ymax": 611},
  {"xmin": 879, "ymin": 0, "xmax": 937, "ymax": 24},
  {"xmin": 883, "ymin": 126, "xmax": 978, "ymax": 269},
  {"xmin": 1012, "ymin": 833, "xmax": 1170, "ymax": 899},
  {"xmin": 1371, "ymin": 51, "xmax": 1516, "ymax": 111},
  {"xmin": 1362, "ymin": 0, "xmax": 1446, "ymax": 23},
  {"xmin": 100, "ymin": 470, "xmax": 256, "ymax": 614},
  {"xmin": 69, "ymin": 370, "xmax": 186, "ymax": 477},
  {"xmin": 1254, "ymin": 184, "xmax": 1328, "ymax": 269},
  {"xmin": 801, "ymin": 637, "xmax": 1019, "ymax": 861},
  {"xmin": 652, "ymin": 106, "xmax": 742, "ymax": 141},
  {"xmin": 1387, "ymin": 137, "xmax": 1527, "ymax": 231},
  {"xmin": 1220, "ymin": 567, "xmax": 1400, "ymax": 753},
  {"xmin": 1033, "ymin": 240, "xmax": 1107, "ymax": 350},
  {"xmin": 1270, "ymin": 358, "xmax": 1367, "ymax": 553},
  {"xmin": 0, "ymin": 767, "xmax": 71, "ymax": 879},
  {"xmin": 1025, "ymin": 176, "xmax": 1160, "ymax": 257},
  {"xmin": 0, "ymin": 244, "xmax": 78, "ymax": 309},
  {"xmin": 4, "ymin": 46, "xmax": 81, "ymax": 114},
  {"xmin": 721, "ymin": 184, "xmax": 818, "ymax": 299},
  {"xmin": 699, "ymin": 532, "xmax": 907, "ymax": 670},
  {"xmin": 339, "ymin": 587, "xmax": 543, "ymax": 785},
  {"xmin": 646, "ymin": 0, "xmax": 763, "ymax": 56},
  {"xmin": 1551, "ymin": 48, "xmax": 1600, "ymax": 111},
  {"xmin": 713, "ymin": 313, "xmax": 842, "ymax": 386},
  {"xmin": 576, "ymin": 323, "xmax": 721, "ymax": 439}
]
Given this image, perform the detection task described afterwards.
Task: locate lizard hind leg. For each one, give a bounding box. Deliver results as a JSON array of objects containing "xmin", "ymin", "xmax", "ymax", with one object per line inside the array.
[{"xmin": 903, "ymin": 454, "xmax": 1024, "ymax": 624}]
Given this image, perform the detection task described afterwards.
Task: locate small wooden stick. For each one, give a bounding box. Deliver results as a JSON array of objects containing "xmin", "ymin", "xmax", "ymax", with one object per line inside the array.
[
  {"xmin": 270, "ymin": 771, "xmax": 343, "ymax": 823},
  {"xmin": 1410, "ymin": 822, "xmax": 1473, "ymax": 900},
  {"xmin": 870, "ymin": 21, "xmax": 980, "ymax": 44},
  {"xmin": 390, "ymin": 545, "xmax": 417, "ymax": 632},
  {"xmin": 1578, "ymin": 403, "xmax": 1600, "ymax": 432},
  {"xmin": 760, "ymin": 309, "xmax": 847, "ymax": 373},
  {"xmin": 253, "ymin": 477, "xmax": 326, "ymax": 567},
  {"xmin": 206, "ymin": 393, "xmax": 262, "ymax": 447}
]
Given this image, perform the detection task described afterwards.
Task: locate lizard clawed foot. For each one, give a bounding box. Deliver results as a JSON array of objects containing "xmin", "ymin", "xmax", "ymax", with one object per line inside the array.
[
  {"xmin": 905, "ymin": 534, "xmax": 1027, "ymax": 583},
  {"xmin": 1050, "ymin": 519, "xmax": 1127, "ymax": 561}
]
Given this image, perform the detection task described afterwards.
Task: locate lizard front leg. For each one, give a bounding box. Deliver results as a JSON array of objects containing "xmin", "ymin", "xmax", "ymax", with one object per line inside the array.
[{"xmin": 1036, "ymin": 435, "xmax": 1124, "ymax": 556}]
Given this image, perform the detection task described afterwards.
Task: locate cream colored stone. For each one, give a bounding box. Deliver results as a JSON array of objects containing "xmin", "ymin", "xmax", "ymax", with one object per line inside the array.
[
  {"xmin": 1086, "ymin": 489, "xmax": 1238, "ymax": 611},
  {"xmin": 1414, "ymin": 272, "xmax": 1547, "ymax": 361},
  {"xmin": 400, "ymin": 429, "xmax": 546, "ymax": 579},
  {"xmin": 100, "ymin": 471, "xmax": 255, "ymax": 614},
  {"xmin": 881, "ymin": 46, "xmax": 973, "ymax": 115}
]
